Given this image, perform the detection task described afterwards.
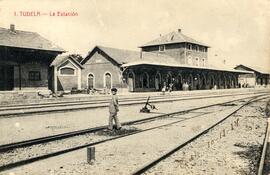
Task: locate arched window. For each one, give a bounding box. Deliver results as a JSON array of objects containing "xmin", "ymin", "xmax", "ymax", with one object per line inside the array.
[
  {"xmin": 187, "ymin": 56, "xmax": 192, "ymax": 65},
  {"xmin": 201, "ymin": 58, "xmax": 206, "ymax": 66},
  {"xmin": 104, "ymin": 72, "xmax": 112, "ymax": 88},
  {"xmin": 88, "ymin": 74, "xmax": 94, "ymax": 89},
  {"xmin": 60, "ymin": 67, "xmax": 75, "ymax": 75},
  {"xmin": 195, "ymin": 57, "xmax": 199, "ymax": 66}
]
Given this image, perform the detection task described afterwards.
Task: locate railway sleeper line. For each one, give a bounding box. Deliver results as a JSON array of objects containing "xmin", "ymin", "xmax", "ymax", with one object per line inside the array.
[
  {"xmin": 0, "ymin": 94, "xmax": 268, "ymax": 172},
  {"xmin": 0, "ymin": 94, "xmax": 263, "ymax": 152},
  {"xmin": 132, "ymin": 95, "xmax": 270, "ymax": 175}
]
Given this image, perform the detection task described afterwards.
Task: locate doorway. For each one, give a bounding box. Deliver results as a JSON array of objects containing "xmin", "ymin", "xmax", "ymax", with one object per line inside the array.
[
  {"xmin": 128, "ymin": 72, "xmax": 134, "ymax": 92},
  {"xmin": 0, "ymin": 66, "xmax": 14, "ymax": 91}
]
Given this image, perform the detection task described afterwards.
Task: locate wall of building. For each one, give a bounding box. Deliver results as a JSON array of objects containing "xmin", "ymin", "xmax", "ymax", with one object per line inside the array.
[
  {"xmin": 20, "ymin": 62, "xmax": 48, "ymax": 89},
  {"xmin": 0, "ymin": 47, "xmax": 60, "ymax": 91},
  {"xmin": 142, "ymin": 43, "xmax": 186, "ymax": 64},
  {"xmin": 141, "ymin": 43, "xmax": 208, "ymax": 66},
  {"xmin": 56, "ymin": 61, "xmax": 79, "ymax": 91},
  {"xmin": 81, "ymin": 51, "xmax": 123, "ymax": 89}
]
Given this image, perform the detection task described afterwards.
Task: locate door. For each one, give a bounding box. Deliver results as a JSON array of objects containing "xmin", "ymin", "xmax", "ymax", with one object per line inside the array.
[
  {"xmin": 88, "ymin": 74, "xmax": 94, "ymax": 89},
  {"xmin": 128, "ymin": 72, "xmax": 134, "ymax": 92},
  {"xmin": 105, "ymin": 73, "xmax": 112, "ymax": 89},
  {"xmin": 0, "ymin": 66, "xmax": 14, "ymax": 91}
]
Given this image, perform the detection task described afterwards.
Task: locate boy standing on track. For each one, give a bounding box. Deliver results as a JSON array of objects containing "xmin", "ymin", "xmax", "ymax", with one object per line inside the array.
[{"xmin": 108, "ymin": 87, "xmax": 122, "ymax": 130}]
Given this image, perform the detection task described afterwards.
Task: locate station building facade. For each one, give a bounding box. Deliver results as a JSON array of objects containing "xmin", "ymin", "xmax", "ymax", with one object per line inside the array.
[
  {"xmin": 79, "ymin": 29, "xmax": 251, "ymax": 92},
  {"xmin": 0, "ymin": 24, "xmax": 65, "ymax": 92}
]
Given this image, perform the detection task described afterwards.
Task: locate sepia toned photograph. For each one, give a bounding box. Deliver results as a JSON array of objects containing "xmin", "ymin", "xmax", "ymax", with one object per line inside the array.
[{"xmin": 0, "ymin": 0, "xmax": 270, "ymax": 174}]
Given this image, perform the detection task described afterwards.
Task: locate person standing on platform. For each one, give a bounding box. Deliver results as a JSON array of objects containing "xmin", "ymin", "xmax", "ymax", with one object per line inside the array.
[{"xmin": 108, "ymin": 87, "xmax": 121, "ymax": 130}]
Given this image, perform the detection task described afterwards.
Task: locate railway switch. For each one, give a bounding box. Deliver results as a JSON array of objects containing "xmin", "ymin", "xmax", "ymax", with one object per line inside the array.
[{"xmin": 140, "ymin": 96, "xmax": 158, "ymax": 113}]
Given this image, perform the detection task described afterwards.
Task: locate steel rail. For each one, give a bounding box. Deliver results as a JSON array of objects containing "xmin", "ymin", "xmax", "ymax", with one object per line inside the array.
[
  {"xmin": 258, "ymin": 118, "xmax": 269, "ymax": 175},
  {"xmin": 0, "ymin": 96, "xmax": 256, "ymax": 172},
  {"xmin": 131, "ymin": 95, "xmax": 269, "ymax": 175},
  {"xmin": 0, "ymin": 92, "xmax": 267, "ymax": 117},
  {"xmin": 0, "ymin": 94, "xmax": 262, "ymax": 152},
  {"xmin": 0, "ymin": 90, "xmax": 264, "ymax": 109}
]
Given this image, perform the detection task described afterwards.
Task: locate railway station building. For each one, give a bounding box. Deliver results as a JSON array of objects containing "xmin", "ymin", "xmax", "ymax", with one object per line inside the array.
[
  {"xmin": 0, "ymin": 24, "xmax": 65, "ymax": 92},
  {"xmin": 80, "ymin": 29, "xmax": 251, "ymax": 92},
  {"xmin": 234, "ymin": 64, "xmax": 270, "ymax": 87}
]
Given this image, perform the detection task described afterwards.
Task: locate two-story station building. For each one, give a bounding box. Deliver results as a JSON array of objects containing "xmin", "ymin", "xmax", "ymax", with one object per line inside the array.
[{"xmin": 79, "ymin": 29, "xmax": 251, "ymax": 92}]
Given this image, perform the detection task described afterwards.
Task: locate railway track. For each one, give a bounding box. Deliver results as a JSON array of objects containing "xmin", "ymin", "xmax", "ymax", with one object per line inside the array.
[
  {"xmin": 132, "ymin": 95, "xmax": 270, "ymax": 175},
  {"xmin": 258, "ymin": 118, "xmax": 269, "ymax": 175},
  {"xmin": 0, "ymin": 91, "xmax": 267, "ymax": 117},
  {"xmin": 0, "ymin": 94, "xmax": 268, "ymax": 172},
  {"xmin": 0, "ymin": 94, "xmax": 263, "ymax": 152}
]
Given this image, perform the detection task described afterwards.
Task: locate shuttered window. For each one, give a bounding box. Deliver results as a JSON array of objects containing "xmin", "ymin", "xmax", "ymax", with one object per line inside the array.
[{"xmin": 29, "ymin": 71, "xmax": 41, "ymax": 81}]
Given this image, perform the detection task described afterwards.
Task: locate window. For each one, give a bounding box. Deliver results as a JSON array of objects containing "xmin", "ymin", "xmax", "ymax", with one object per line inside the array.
[
  {"xmin": 60, "ymin": 67, "xmax": 75, "ymax": 75},
  {"xmin": 193, "ymin": 45, "xmax": 199, "ymax": 52},
  {"xmin": 29, "ymin": 71, "xmax": 41, "ymax": 81},
  {"xmin": 104, "ymin": 72, "xmax": 112, "ymax": 88},
  {"xmin": 201, "ymin": 47, "xmax": 205, "ymax": 52},
  {"xmin": 159, "ymin": 45, "xmax": 165, "ymax": 52},
  {"xmin": 195, "ymin": 57, "xmax": 199, "ymax": 66},
  {"xmin": 202, "ymin": 58, "xmax": 206, "ymax": 66},
  {"xmin": 188, "ymin": 44, "xmax": 192, "ymax": 50},
  {"xmin": 88, "ymin": 74, "xmax": 94, "ymax": 89},
  {"xmin": 187, "ymin": 56, "xmax": 192, "ymax": 65}
]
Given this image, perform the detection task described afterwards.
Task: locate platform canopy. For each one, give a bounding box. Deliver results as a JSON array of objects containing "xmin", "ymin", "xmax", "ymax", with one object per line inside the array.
[{"xmin": 121, "ymin": 60, "xmax": 254, "ymax": 74}]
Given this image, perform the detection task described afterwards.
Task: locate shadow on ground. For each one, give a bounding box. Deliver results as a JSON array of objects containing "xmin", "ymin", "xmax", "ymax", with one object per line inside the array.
[
  {"xmin": 95, "ymin": 126, "xmax": 141, "ymax": 136},
  {"xmin": 233, "ymin": 142, "xmax": 262, "ymax": 175}
]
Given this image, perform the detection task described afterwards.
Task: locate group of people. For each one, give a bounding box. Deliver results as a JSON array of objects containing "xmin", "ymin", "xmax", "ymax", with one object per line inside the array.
[{"xmin": 161, "ymin": 82, "xmax": 174, "ymax": 95}]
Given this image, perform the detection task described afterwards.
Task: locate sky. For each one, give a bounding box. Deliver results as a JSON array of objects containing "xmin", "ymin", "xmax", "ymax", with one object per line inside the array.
[{"xmin": 0, "ymin": 0, "xmax": 269, "ymax": 71}]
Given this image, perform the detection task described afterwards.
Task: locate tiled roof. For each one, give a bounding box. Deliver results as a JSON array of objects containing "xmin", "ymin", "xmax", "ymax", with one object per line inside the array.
[
  {"xmin": 94, "ymin": 45, "xmax": 178, "ymax": 65},
  {"xmin": 139, "ymin": 31, "xmax": 209, "ymax": 47},
  {"xmin": 97, "ymin": 45, "xmax": 140, "ymax": 64},
  {"xmin": 0, "ymin": 27, "xmax": 65, "ymax": 52},
  {"xmin": 50, "ymin": 54, "xmax": 83, "ymax": 68},
  {"xmin": 234, "ymin": 64, "xmax": 270, "ymax": 74}
]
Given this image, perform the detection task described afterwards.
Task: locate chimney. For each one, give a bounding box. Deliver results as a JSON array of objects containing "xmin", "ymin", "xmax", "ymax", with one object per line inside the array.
[
  {"xmin": 178, "ymin": 28, "xmax": 181, "ymax": 33},
  {"xmin": 10, "ymin": 24, "xmax": 15, "ymax": 32}
]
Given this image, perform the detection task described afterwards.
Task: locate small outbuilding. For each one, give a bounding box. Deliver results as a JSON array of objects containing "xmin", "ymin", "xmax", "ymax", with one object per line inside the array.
[
  {"xmin": 50, "ymin": 54, "xmax": 83, "ymax": 92},
  {"xmin": 234, "ymin": 64, "xmax": 270, "ymax": 87}
]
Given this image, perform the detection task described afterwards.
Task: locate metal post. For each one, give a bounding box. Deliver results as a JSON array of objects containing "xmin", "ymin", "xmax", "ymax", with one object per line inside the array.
[{"xmin": 87, "ymin": 147, "xmax": 95, "ymax": 163}]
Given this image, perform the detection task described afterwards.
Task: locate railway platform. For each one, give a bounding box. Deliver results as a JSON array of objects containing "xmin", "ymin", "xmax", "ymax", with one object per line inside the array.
[{"xmin": 0, "ymin": 88, "xmax": 269, "ymax": 117}]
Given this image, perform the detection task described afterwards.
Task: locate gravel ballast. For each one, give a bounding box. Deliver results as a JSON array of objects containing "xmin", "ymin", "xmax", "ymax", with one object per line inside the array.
[{"xmin": 145, "ymin": 99, "xmax": 269, "ymax": 175}]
